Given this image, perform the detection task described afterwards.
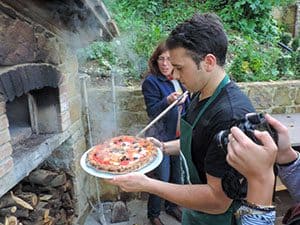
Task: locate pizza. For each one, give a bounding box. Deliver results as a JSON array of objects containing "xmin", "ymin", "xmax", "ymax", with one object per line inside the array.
[{"xmin": 86, "ymin": 135, "xmax": 158, "ymax": 174}]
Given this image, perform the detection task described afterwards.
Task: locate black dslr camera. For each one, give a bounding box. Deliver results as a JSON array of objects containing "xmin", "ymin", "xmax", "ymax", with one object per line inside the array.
[{"xmin": 215, "ymin": 113, "xmax": 278, "ymax": 152}]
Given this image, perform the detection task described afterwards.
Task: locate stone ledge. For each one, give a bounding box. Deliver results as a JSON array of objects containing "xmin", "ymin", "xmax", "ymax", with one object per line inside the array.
[
  {"xmin": 0, "ymin": 119, "xmax": 83, "ymax": 198},
  {"xmin": 271, "ymin": 113, "xmax": 300, "ymax": 146}
]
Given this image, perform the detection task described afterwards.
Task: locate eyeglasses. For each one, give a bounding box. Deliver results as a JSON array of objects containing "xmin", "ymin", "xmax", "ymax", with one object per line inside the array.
[{"xmin": 157, "ymin": 57, "xmax": 171, "ymax": 63}]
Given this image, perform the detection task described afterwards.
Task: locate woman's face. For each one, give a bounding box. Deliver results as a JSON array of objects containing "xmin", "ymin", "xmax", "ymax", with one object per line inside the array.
[{"xmin": 157, "ymin": 51, "xmax": 173, "ymax": 77}]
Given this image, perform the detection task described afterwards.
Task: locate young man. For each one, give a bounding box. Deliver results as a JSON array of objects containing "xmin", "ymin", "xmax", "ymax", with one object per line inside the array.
[
  {"xmin": 226, "ymin": 114, "xmax": 300, "ymax": 225},
  {"xmin": 108, "ymin": 13, "xmax": 255, "ymax": 225}
]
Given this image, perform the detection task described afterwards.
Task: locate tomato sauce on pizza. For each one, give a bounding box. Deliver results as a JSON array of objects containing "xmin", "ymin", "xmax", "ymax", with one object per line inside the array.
[{"xmin": 86, "ymin": 135, "xmax": 158, "ymax": 173}]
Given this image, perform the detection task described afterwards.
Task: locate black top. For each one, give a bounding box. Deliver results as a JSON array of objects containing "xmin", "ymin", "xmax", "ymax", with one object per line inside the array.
[{"xmin": 185, "ymin": 82, "xmax": 255, "ymax": 184}]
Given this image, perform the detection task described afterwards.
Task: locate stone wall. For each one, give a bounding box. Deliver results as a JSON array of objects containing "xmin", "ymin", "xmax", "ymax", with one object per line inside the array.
[
  {"xmin": 239, "ymin": 80, "xmax": 300, "ymax": 114},
  {"xmin": 88, "ymin": 80, "xmax": 300, "ymax": 199},
  {"xmin": 90, "ymin": 80, "xmax": 300, "ymax": 143}
]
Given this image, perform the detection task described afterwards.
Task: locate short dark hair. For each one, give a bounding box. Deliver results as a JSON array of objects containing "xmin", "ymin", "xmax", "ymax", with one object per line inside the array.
[
  {"xmin": 166, "ymin": 13, "xmax": 228, "ymax": 66},
  {"xmin": 148, "ymin": 41, "xmax": 168, "ymax": 75}
]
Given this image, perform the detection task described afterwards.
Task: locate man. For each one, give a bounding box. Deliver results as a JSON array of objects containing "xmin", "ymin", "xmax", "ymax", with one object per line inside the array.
[
  {"xmin": 108, "ymin": 13, "xmax": 255, "ymax": 225},
  {"xmin": 227, "ymin": 114, "xmax": 300, "ymax": 225}
]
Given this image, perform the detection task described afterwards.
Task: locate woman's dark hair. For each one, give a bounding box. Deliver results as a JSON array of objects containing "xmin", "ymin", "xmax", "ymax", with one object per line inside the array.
[
  {"xmin": 166, "ymin": 13, "xmax": 228, "ymax": 66},
  {"xmin": 147, "ymin": 41, "xmax": 168, "ymax": 75}
]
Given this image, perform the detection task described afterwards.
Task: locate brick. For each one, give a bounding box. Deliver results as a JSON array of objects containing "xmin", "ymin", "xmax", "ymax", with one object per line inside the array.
[
  {"xmin": 0, "ymin": 156, "xmax": 13, "ymax": 178},
  {"xmin": 0, "ymin": 101, "xmax": 5, "ymax": 115},
  {"xmin": 60, "ymin": 110, "xmax": 70, "ymax": 122},
  {"xmin": 60, "ymin": 101, "xmax": 69, "ymax": 113},
  {"xmin": 59, "ymin": 83, "xmax": 68, "ymax": 96},
  {"xmin": 0, "ymin": 114, "xmax": 9, "ymax": 130},
  {"xmin": 0, "ymin": 143, "xmax": 13, "ymax": 161},
  {"xmin": 0, "ymin": 129, "xmax": 10, "ymax": 146}
]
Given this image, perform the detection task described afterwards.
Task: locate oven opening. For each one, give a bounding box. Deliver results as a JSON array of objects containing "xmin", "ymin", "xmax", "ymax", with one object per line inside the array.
[{"xmin": 6, "ymin": 87, "xmax": 60, "ymax": 146}]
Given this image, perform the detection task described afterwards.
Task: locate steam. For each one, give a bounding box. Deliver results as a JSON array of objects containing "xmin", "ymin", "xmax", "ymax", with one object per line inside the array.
[{"xmin": 46, "ymin": 0, "xmax": 147, "ymax": 142}]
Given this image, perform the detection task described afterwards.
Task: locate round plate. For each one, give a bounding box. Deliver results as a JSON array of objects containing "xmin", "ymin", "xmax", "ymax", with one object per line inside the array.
[{"xmin": 80, "ymin": 148, "xmax": 163, "ymax": 179}]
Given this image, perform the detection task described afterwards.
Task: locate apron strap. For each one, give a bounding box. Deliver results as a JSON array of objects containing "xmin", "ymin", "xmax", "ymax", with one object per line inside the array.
[{"xmin": 192, "ymin": 74, "xmax": 230, "ymax": 127}]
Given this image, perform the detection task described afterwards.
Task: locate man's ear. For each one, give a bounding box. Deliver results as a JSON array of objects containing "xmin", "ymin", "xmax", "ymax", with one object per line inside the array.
[{"xmin": 203, "ymin": 54, "xmax": 217, "ymax": 72}]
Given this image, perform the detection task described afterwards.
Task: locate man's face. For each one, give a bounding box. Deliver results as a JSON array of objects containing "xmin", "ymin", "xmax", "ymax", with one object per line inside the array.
[{"xmin": 169, "ymin": 47, "xmax": 208, "ymax": 93}]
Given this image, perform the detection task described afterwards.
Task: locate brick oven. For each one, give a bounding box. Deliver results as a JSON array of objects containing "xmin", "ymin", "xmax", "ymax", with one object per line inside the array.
[{"xmin": 0, "ymin": 0, "xmax": 118, "ymax": 224}]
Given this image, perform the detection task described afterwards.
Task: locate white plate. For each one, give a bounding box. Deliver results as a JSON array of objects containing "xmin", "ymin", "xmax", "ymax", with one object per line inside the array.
[{"xmin": 80, "ymin": 148, "xmax": 163, "ymax": 179}]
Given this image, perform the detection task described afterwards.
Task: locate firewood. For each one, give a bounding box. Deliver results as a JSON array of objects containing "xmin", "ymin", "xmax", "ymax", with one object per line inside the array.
[
  {"xmin": 35, "ymin": 202, "xmax": 50, "ymax": 220},
  {"xmin": 37, "ymin": 187, "xmax": 60, "ymax": 200},
  {"xmin": 58, "ymin": 179, "xmax": 72, "ymax": 192},
  {"xmin": 10, "ymin": 192, "xmax": 33, "ymax": 210},
  {"xmin": 49, "ymin": 174, "xmax": 66, "ymax": 187},
  {"xmin": 0, "ymin": 194, "xmax": 15, "ymax": 208},
  {"xmin": 13, "ymin": 208, "xmax": 29, "ymax": 218},
  {"xmin": 15, "ymin": 193, "xmax": 38, "ymax": 208},
  {"xmin": 4, "ymin": 216, "xmax": 18, "ymax": 225},
  {"xmin": 28, "ymin": 170, "xmax": 58, "ymax": 187},
  {"xmin": 61, "ymin": 193, "xmax": 72, "ymax": 208},
  {"xmin": 21, "ymin": 185, "xmax": 39, "ymax": 194},
  {"xmin": 43, "ymin": 215, "xmax": 54, "ymax": 225},
  {"xmin": 0, "ymin": 207, "xmax": 17, "ymax": 216},
  {"xmin": 21, "ymin": 220, "xmax": 43, "ymax": 225},
  {"xmin": 39, "ymin": 194, "xmax": 52, "ymax": 202}
]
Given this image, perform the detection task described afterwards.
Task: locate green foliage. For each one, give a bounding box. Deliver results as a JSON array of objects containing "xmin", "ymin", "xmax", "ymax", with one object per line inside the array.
[
  {"xmin": 204, "ymin": 0, "xmax": 282, "ymax": 42},
  {"xmin": 79, "ymin": 0, "xmax": 298, "ymax": 83},
  {"xmin": 280, "ymin": 32, "xmax": 293, "ymax": 45},
  {"xmin": 291, "ymin": 37, "xmax": 300, "ymax": 51},
  {"xmin": 228, "ymin": 36, "xmax": 281, "ymax": 82}
]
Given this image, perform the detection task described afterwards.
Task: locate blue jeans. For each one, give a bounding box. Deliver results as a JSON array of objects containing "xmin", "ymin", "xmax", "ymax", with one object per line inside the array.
[
  {"xmin": 147, "ymin": 154, "xmax": 182, "ymax": 218},
  {"xmin": 236, "ymin": 205, "xmax": 276, "ymax": 225}
]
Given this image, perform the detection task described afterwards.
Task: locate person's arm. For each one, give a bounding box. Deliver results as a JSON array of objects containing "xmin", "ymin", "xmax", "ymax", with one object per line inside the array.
[
  {"xmin": 163, "ymin": 139, "xmax": 180, "ymax": 155},
  {"xmin": 142, "ymin": 77, "xmax": 182, "ymax": 118},
  {"xmin": 226, "ymin": 127, "xmax": 277, "ymax": 225},
  {"xmin": 142, "ymin": 78, "xmax": 169, "ymax": 118},
  {"xmin": 107, "ymin": 172, "xmax": 232, "ymax": 214},
  {"xmin": 226, "ymin": 127, "xmax": 277, "ymax": 206},
  {"xmin": 147, "ymin": 138, "xmax": 180, "ymax": 155},
  {"xmin": 265, "ymin": 114, "xmax": 300, "ymax": 202}
]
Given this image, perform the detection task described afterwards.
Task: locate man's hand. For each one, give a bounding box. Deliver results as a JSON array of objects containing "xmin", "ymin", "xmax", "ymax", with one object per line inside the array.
[{"xmin": 105, "ymin": 172, "xmax": 151, "ymax": 192}]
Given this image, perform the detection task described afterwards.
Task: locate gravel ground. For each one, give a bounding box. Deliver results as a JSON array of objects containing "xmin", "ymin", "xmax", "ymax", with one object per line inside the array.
[
  {"xmin": 84, "ymin": 190, "xmax": 293, "ymax": 225},
  {"xmin": 84, "ymin": 199, "xmax": 181, "ymax": 225}
]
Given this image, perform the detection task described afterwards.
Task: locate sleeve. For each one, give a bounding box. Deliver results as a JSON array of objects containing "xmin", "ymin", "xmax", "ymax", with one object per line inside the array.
[
  {"xmin": 278, "ymin": 152, "xmax": 300, "ymax": 202},
  {"xmin": 236, "ymin": 204, "xmax": 276, "ymax": 225},
  {"xmin": 142, "ymin": 77, "xmax": 169, "ymax": 119},
  {"xmin": 204, "ymin": 119, "xmax": 233, "ymax": 178}
]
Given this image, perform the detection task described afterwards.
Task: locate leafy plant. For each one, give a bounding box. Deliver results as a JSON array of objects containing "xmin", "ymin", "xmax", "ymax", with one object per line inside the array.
[{"xmin": 79, "ymin": 0, "xmax": 298, "ymax": 84}]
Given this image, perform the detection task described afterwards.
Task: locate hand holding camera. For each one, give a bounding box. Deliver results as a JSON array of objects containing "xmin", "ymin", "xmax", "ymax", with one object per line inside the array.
[{"xmin": 215, "ymin": 113, "xmax": 278, "ymax": 153}]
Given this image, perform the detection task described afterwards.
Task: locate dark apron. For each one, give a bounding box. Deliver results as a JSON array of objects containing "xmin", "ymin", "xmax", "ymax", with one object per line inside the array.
[{"xmin": 180, "ymin": 75, "xmax": 240, "ymax": 225}]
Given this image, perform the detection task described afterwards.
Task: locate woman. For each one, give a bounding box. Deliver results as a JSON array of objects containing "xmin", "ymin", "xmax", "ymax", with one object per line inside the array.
[{"xmin": 142, "ymin": 41, "xmax": 189, "ymax": 225}]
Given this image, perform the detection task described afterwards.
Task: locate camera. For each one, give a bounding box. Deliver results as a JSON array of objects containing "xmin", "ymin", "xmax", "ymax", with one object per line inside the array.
[{"xmin": 215, "ymin": 113, "xmax": 278, "ymax": 152}]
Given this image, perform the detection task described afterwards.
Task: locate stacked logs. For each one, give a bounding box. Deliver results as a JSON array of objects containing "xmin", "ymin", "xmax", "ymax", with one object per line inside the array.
[{"xmin": 0, "ymin": 167, "xmax": 75, "ymax": 225}]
